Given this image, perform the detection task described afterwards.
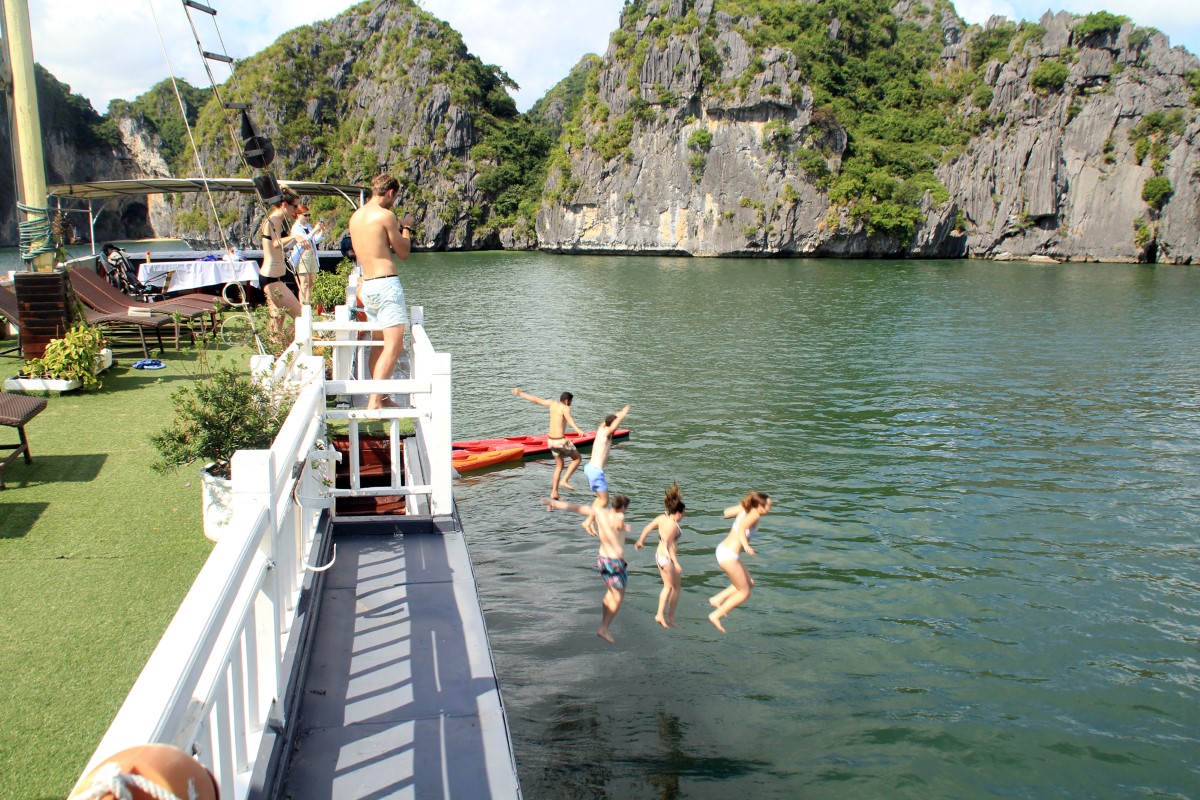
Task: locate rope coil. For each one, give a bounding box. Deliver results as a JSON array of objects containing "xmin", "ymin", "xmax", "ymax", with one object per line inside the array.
[
  {"xmin": 71, "ymin": 762, "xmax": 183, "ymax": 800},
  {"xmin": 16, "ymin": 201, "xmax": 53, "ymax": 260}
]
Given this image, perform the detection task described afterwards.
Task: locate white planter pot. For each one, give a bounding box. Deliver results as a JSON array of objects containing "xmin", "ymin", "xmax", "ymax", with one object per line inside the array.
[
  {"xmin": 200, "ymin": 463, "xmax": 234, "ymax": 543},
  {"xmin": 3, "ymin": 349, "xmax": 113, "ymax": 392},
  {"xmin": 4, "ymin": 375, "xmax": 81, "ymax": 392}
]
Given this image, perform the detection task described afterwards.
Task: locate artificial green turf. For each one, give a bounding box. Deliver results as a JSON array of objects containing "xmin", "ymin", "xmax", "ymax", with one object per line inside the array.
[{"xmin": 0, "ymin": 336, "xmax": 251, "ymax": 800}]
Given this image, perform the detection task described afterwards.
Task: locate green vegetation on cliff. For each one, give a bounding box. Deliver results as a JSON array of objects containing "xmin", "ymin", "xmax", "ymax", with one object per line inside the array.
[{"xmin": 107, "ymin": 79, "xmax": 211, "ymax": 172}]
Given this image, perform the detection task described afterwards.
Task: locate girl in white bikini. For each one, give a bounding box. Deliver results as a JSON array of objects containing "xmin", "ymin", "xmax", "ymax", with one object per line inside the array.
[
  {"xmin": 635, "ymin": 483, "xmax": 685, "ymax": 629},
  {"xmin": 709, "ymin": 491, "xmax": 772, "ymax": 633}
]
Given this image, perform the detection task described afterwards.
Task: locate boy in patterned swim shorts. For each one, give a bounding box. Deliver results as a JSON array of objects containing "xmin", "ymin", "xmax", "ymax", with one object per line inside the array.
[{"xmin": 541, "ymin": 494, "xmax": 631, "ymax": 643}]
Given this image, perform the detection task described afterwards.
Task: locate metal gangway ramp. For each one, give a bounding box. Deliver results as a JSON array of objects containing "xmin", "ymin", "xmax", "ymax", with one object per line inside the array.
[
  {"xmin": 278, "ymin": 514, "xmax": 518, "ymax": 799},
  {"xmin": 70, "ymin": 305, "xmax": 521, "ymax": 800}
]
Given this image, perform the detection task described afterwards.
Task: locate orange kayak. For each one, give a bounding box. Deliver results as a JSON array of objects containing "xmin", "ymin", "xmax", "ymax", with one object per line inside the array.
[{"xmin": 452, "ymin": 445, "xmax": 524, "ymax": 472}]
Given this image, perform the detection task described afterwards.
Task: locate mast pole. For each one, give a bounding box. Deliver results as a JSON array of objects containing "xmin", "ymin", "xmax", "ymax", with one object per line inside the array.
[{"xmin": 2, "ymin": 0, "xmax": 54, "ymax": 271}]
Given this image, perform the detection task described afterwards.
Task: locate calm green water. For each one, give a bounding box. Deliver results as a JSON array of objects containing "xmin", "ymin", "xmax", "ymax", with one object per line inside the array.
[
  {"xmin": 405, "ymin": 254, "xmax": 1200, "ymax": 799},
  {"xmin": 406, "ymin": 253, "xmax": 1200, "ymax": 799}
]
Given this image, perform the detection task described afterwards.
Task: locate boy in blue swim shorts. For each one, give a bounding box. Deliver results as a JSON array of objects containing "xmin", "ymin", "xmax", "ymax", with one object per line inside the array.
[
  {"xmin": 541, "ymin": 494, "xmax": 632, "ymax": 643},
  {"xmin": 581, "ymin": 403, "xmax": 631, "ymax": 534}
]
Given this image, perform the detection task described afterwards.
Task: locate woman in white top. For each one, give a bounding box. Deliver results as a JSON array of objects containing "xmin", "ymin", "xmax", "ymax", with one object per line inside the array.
[
  {"xmin": 259, "ymin": 188, "xmax": 303, "ymax": 339},
  {"xmin": 635, "ymin": 483, "xmax": 686, "ymax": 629},
  {"xmin": 289, "ymin": 204, "xmax": 325, "ymax": 306},
  {"xmin": 709, "ymin": 491, "xmax": 772, "ymax": 633}
]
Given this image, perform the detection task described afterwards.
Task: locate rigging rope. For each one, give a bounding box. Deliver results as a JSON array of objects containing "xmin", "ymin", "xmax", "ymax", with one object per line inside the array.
[
  {"xmin": 147, "ymin": 0, "xmax": 232, "ymax": 252},
  {"xmin": 16, "ymin": 201, "xmax": 54, "ymax": 260},
  {"xmin": 179, "ymin": 0, "xmax": 258, "ymax": 179}
]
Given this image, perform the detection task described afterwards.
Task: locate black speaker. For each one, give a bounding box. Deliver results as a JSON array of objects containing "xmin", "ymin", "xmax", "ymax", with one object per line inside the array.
[{"xmin": 253, "ymin": 173, "xmax": 282, "ymax": 205}]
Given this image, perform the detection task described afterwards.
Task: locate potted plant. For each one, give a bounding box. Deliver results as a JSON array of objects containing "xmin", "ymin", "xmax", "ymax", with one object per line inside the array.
[
  {"xmin": 4, "ymin": 323, "xmax": 110, "ymax": 392},
  {"xmin": 150, "ymin": 350, "xmax": 295, "ymax": 541}
]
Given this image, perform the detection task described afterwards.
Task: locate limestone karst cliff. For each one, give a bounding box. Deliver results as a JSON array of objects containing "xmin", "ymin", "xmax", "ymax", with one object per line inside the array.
[
  {"xmin": 537, "ymin": 0, "xmax": 1199, "ymax": 261},
  {"xmin": 6, "ymin": 0, "xmax": 1199, "ymax": 262}
]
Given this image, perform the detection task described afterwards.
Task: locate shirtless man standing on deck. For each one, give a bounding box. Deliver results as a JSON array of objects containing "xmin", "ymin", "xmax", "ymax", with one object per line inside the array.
[
  {"xmin": 512, "ymin": 388, "xmax": 584, "ymax": 500},
  {"xmin": 541, "ymin": 494, "xmax": 632, "ymax": 643},
  {"xmin": 348, "ymin": 174, "xmax": 417, "ymax": 410}
]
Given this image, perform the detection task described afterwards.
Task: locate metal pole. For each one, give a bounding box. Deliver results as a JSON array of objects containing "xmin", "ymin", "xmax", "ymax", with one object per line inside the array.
[{"xmin": 2, "ymin": 0, "xmax": 53, "ymax": 271}]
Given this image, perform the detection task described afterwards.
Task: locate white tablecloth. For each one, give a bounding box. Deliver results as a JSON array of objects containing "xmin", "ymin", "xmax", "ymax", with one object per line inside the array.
[{"xmin": 138, "ymin": 260, "xmax": 261, "ymax": 292}]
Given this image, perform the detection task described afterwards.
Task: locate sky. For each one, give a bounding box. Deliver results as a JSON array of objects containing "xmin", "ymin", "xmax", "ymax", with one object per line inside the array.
[{"xmin": 23, "ymin": 0, "xmax": 1200, "ymax": 117}]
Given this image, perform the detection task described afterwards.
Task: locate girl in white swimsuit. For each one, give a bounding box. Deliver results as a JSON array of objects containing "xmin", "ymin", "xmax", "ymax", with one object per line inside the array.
[
  {"xmin": 709, "ymin": 491, "xmax": 772, "ymax": 633},
  {"xmin": 635, "ymin": 483, "xmax": 685, "ymax": 629}
]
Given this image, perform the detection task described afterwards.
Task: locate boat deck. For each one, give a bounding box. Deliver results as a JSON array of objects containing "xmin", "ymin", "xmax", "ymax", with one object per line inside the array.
[{"xmin": 277, "ymin": 515, "xmax": 520, "ymax": 799}]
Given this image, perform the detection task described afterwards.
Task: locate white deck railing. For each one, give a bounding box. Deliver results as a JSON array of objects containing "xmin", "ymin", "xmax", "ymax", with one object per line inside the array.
[{"xmin": 73, "ymin": 305, "xmax": 452, "ymax": 799}]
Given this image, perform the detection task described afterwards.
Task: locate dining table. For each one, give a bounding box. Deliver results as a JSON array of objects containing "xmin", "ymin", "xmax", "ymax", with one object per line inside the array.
[{"xmin": 137, "ymin": 258, "xmax": 261, "ymax": 293}]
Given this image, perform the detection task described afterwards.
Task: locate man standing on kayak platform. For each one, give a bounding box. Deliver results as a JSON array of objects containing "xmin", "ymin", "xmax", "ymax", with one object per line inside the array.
[
  {"xmin": 349, "ymin": 174, "xmax": 417, "ymax": 411},
  {"xmin": 512, "ymin": 388, "xmax": 584, "ymax": 500}
]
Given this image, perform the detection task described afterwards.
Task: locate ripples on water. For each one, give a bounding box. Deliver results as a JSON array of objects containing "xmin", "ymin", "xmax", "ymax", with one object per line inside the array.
[{"xmin": 408, "ymin": 255, "xmax": 1200, "ymax": 798}]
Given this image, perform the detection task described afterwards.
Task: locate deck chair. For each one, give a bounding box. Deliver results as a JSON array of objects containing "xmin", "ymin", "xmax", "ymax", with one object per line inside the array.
[
  {"xmin": 99, "ymin": 244, "xmax": 162, "ymax": 300},
  {"xmin": 2, "ymin": 278, "xmax": 170, "ymax": 360},
  {"xmin": 69, "ymin": 263, "xmax": 210, "ymax": 347},
  {"xmin": 0, "ymin": 391, "xmax": 47, "ymax": 489},
  {"xmin": 0, "ymin": 281, "xmax": 22, "ymax": 356}
]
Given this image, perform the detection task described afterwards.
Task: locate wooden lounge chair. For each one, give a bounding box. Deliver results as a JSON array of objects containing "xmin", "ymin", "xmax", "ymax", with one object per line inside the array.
[
  {"xmin": 0, "ymin": 391, "xmax": 47, "ymax": 489},
  {"xmin": 68, "ymin": 264, "xmax": 210, "ymax": 347},
  {"xmin": 0, "ymin": 281, "xmax": 23, "ymax": 356},
  {"xmin": 2, "ymin": 281, "xmax": 169, "ymax": 360}
]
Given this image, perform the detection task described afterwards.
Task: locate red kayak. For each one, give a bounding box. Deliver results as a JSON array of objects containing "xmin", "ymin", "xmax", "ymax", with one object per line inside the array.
[{"xmin": 452, "ymin": 429, "xmax": 630, "ymax": 457}]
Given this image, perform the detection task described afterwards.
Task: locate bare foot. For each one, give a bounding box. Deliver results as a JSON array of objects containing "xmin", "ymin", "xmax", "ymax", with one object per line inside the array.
[
  {"xmin": 668, "ymin": 619, "xmax": 679, "ymax": 628},
  {"xmin": 708, "ymin": 611, "xmax": 726, "ymax": 633},
  {"xmin": 597, "ymin": 628, "xmax": 614, "ymax": 644},
  {"xmin": 551, "ymin": 491, "xmax": 560, "ymax": 501},
  {"xmin": 655, "ymin": 615, "xmax": 669, "ymax": 629},
  {"xmin": 560, "ymin": 480, "xmax": 575, "ymax": 491},
  {"xmin": 708, "ymin": 596, "xmax": 721, "ymax": 608}
]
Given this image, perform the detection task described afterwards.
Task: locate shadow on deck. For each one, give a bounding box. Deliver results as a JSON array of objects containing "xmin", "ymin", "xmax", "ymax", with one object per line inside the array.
[{"xmin": 277, "ymin": 515, "xmax": 520, "ymax": 799}]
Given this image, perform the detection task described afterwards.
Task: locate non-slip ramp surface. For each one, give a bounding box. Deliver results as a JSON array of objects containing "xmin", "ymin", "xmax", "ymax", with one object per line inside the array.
[{"xmin": 279, "ymin": 523, "xmax": 520, "ymax": 799}]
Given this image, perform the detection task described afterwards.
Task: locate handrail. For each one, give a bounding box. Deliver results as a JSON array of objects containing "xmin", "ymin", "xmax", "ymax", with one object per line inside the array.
[{"xmin": 72, "ymin": 303, "xmax": 453, "ymax": 799}]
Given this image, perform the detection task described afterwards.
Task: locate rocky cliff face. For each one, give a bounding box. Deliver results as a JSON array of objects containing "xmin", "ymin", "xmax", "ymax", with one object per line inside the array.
[
  {"xmin": 11, "ymin": 0, "xmax": 1199, "ymax": 262},
  {"xmin": 0, "ymin": 70, "xmax": 149, "ymax": 247},
  {"xmin": 942, "ymin": 13, "xmax": 1198, "ymax": 262},
  {"xmin": 537, "ymin": 0, "xmax": 1199, "ymax": 262},
  {"xmin": 165, "ymin": 0, "xmax": 529, "ymax": 251}
]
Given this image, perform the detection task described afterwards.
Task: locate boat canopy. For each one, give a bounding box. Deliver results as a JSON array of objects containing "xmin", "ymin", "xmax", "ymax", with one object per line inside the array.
[
  {"xmin": 47, "ymin": 178, "xmax": 367, "ymax": 253},
  {"xmin": 49, "ymin": 177, "xmax": 365, "ymax": 203}
]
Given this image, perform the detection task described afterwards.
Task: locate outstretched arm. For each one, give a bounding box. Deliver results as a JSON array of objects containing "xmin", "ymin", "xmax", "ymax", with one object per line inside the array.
[
  {"xmin": 541, "ymin": 497, "xmax": 594, "ymax": 518},
  {"xmin": 512, "ymin": 388, "xmax": 551, "ymax": 407},
  {"xmin": 562, "ymin": 405, "xmax": 584, "ymax": 436},
  {"xmin": 635, "ymin": 517, "xmax": 660, "ymax": 550},
  {"xmin": 722, "ymin": 504, "xmax": 742, "ymax": 519},
  {"xmin": 611, "ymin": 403, "xmax": 631, "ymax": 428}
]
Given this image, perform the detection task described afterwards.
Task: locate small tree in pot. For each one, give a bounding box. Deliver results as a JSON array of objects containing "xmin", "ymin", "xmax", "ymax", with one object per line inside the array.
[{"xmin": 151, "ymin": 352, "xmax": 295, "ymax": 539}]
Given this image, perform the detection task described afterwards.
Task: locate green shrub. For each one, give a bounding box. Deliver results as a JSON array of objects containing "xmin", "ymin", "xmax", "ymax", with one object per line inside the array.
[
  {"xmin": 1031, "ymin": 61, "xmax": 1070, "ymax": 93},
  {"xmin": 687, "ymin": 128, "xmax": 713, "ymax": 151},
  {"xmin": 1141, "ymin": 176, "xmax": 1172, "ymax": 209},
  {"xmin": 972, "ymin": 84, "xmax": 994, "ymax": 108},
  {"xmin": 969, "ymin": 23, "xmax": 1017, "ymax": 69},
  {"xmin": 1074, "ymin": 11, "xmax": 1128, "ymax": 40}
]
